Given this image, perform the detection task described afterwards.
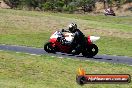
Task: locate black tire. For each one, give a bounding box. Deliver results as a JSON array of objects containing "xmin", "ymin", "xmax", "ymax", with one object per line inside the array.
[
  {"xmin": 104, "ymin": 13, "xmax": 107, "ymax": 16},
  {"xmin": 82, "ymin": 44, "xmax": 98, "ymax": 57},
  {"xmin": 113, "ymin": 13, "xmax": 116, "ymax": 16},
  {"xmin": 44, "ymin": 42, "xmax": 55, "ymax": 53}
]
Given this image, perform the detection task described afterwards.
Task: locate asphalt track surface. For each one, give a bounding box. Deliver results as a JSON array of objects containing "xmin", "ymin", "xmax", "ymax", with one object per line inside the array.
[{"xmin": 0, "ymin": 44, "xmax": 132, "ymax": 65}]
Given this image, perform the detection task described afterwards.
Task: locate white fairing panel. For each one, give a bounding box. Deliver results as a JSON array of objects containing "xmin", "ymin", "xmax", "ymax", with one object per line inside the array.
[
  {"xmin": 64, "ymin": 33, "xmax": 74, "ymax": 42},
  {"xmin": 90, "ymin": 36, "xmax": 100, "ymax": 42},
  {"xmin": 50, "ymin": 31, "xmax": 62, "ymax": 39},
  {"xmin": 50, "ymin": 31, "xmax": 74, "ymax": 42}
]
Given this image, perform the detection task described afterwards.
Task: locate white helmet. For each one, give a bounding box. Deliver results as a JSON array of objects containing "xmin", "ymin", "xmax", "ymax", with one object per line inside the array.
[{"xmin": 68, "ymin": 23, "xmax": 77, "ymax": 32}]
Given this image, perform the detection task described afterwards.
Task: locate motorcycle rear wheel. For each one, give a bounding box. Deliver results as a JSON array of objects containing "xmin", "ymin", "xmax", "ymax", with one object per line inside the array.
[{"xmin": 82, "ymin": 44, "xmax": 98, "ymax": 57}]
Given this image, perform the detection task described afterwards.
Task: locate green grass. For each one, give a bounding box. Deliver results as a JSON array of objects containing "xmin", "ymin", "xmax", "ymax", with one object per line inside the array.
[
  {"xmin": 97, "ymin": 36, "xmax": 132, "ymax": 56},
  {"xmin": 0, "ymin": 33, "xmax": 50, "ymax": 47},
  {"xmin": 48, "ymin": 12, "xmax": 132, "ymax": 32},
  {"xmin": 0, "ymin": 9, "xmax": 132, "ymax": 32},
  {"xmin": 0, "ymin": 51, "xmax": 132, "ymax": 88},
  {"xmin": 0, "ymin": 9, "xmax": 132, "ymax": 56},
  {"xmin": 50, "ymin": 13, "xmax": 132, "ymax": 25}
]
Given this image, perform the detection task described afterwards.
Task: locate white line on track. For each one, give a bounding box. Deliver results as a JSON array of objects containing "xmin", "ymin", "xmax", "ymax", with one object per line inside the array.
[
  {"xmin": 30, "ymin": 54, "xmax": 38, "ymax": 55},
  {"xmin": 1, "ymin": 50, "xmax": 40, "ymax": 57},
  {"xmin": 58, "ymin": 57, "xmax": 63, "ymax": 58},
  {"xmin": 25, "ymin": 53, "xmax": 30, "ymax": 54},
  {"xmin": 25, "ymin": 53, "xmax": 41, "ymax": 56},
  {"xmin": 16, "ymin": 52, "xmax": 21, "ymax": 53},
  {"xmin": 51, "ymin": 56, "xmax": 55, "ymax": 58},
  {"xmin": 67, "ymin": 58, "xmax": 71, "ymax": 59},
  {"xmin": 85, "ymin": 60, "xmax": 90, "ymax": 61},
  {"xmin": 29, "ymin": 54, "xmax": 41, "ymax": 56}
]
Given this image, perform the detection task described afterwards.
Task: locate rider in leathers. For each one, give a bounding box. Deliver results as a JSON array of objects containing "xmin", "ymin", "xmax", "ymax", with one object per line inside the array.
[{"xmin": 61, "ymin": 23, "xmax": 85, "ymax": 54}]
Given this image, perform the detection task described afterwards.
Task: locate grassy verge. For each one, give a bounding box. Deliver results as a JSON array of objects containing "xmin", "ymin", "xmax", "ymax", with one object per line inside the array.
[
  {"xmin": 0, "ymin": 51, "xmax": 132, "ymax": 88},
  {"xmin": 0, "ymin": 9, "xmax": 131, "ymax": 56},
  {"xmin": 0, "ymin": 33, "xmax": 50, "ymax": 48},
  {"xmin": 48, "ymin": 12, "xmax": 132, "ymax": 32},
  {"xmin": 0, "ymin": 9, "xmax": 132, "ymax": 32},
  {"xmin": 49, "ymin": 13, "xmax": 132, "ymax": 25}
]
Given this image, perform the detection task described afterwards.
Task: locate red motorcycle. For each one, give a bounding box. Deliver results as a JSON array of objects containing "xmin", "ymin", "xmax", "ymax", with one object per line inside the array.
[
  {"xmin": 44, "ymin": 31, "xmax": 100, "ymax": 57},
  {"xmin": 104, "ymin": 8, "xmax": 116, "ymax": 16}
]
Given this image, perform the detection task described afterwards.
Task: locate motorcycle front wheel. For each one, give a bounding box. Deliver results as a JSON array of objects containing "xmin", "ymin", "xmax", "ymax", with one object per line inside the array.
[
  {"xmin": 44, "ymin": 42, "xmax": 56, "ymax": 53},
  {"xmin": 82, "ymin": 44, "xmax": 98, "ymax": 57}
]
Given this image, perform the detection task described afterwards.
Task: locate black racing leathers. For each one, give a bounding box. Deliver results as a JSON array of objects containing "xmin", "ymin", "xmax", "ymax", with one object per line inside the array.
[
  {"xmin": 62, "ymin": 29, "xmax": 85, "ymax": 52},
  {"xmin": 71, "ymin": 29, "xmax": 85, "ymax": 51}
]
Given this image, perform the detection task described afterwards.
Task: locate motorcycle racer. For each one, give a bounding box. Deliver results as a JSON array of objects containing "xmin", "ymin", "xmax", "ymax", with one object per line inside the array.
[
  {"xmin": 104, "ymin": 7, "xmax": 115, "ymax": 16},
  {"xmin": 61, "ymin": 23, "xmax": 85, "ymax": 54}
]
